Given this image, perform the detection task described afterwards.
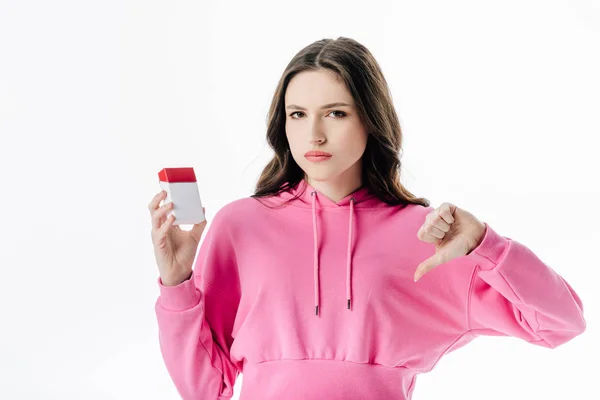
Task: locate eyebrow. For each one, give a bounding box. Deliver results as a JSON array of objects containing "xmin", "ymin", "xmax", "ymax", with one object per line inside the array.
[{"xmin": 286, "ymin": 102, "xmax": 353, "ymax": 111}]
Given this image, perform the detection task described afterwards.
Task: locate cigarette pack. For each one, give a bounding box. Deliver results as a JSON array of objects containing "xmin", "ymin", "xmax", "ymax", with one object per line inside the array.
[{"xmin": 157, "ymin": 167, "xmax": 205, "ymax": 225}]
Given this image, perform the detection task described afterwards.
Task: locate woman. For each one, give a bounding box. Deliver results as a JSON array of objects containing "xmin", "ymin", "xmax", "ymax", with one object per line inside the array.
[{"xmin": 149, "ymin": 37, "xmax": 586, "ymax": 400}]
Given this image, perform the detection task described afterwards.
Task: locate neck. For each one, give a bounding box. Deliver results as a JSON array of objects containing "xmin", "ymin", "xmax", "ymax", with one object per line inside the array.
[{"xmin": 304, "ymin": 175, "xmax": 363, "ymax": 204}]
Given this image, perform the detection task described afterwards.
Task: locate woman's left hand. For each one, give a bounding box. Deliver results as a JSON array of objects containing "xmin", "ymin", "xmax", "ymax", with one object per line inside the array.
[{"xmin": 414, "ymin": 202, "xmax": 486, "ymax": 282}]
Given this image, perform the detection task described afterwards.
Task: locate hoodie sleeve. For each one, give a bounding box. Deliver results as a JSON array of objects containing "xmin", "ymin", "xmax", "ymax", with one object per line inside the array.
[
  {"xmin": 155, "ymin": 207, "xmax": 241, "ymax": 399},
  {"xmin": 465, "ymin": 222, "xmax": 586, "ymax": 349}
]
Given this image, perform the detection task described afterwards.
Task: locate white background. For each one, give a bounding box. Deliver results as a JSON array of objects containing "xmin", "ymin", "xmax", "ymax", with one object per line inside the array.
[{"xmin": 1, "ymin": 0, "xmax": 598, "ymax": 399}]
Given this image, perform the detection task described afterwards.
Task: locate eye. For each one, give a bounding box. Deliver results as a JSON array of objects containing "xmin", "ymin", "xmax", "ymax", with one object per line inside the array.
[
  {"xmin": 329, "ymin": 110, "xmax": 346, "ymax": 118},
  {"xmin": 288, "ymin": 110, "xmax": 347, "ymax": 119}
]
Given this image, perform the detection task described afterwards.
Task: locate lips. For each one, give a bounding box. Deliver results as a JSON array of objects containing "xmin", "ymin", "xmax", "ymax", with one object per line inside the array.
[{"xmin": 304, "ymin": 150, "xmax": 332, "ymax": 157}]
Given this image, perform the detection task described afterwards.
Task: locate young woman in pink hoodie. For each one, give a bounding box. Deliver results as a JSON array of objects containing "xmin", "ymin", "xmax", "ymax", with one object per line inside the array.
[{"xmin": 149, "ymin": 37, "xmax": 586, "ymax": 400}]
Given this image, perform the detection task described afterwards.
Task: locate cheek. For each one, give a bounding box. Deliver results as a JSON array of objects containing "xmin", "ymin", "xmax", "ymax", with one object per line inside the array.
[
  {"xmin": 285, "ymin": 123, "xmax": 299, "ymax": 143},
  {"xmin": 286, "ymin": 133, "xmax": 299, "ymax": 153},
  {"xmin": 344, "ymin": 131, "xmax": 368, "ymax": 155}
]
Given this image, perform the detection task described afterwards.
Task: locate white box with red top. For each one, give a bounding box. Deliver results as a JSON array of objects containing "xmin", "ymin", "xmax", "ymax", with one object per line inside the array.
[{"xmin": 157, "ymin": 167, "xmax": 205, "ymax": 225}]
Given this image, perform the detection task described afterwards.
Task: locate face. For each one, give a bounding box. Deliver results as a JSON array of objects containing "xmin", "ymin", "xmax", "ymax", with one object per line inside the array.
[{"xmin": 284, "ymin": 69, "xmax": 368, "ymax": 185}]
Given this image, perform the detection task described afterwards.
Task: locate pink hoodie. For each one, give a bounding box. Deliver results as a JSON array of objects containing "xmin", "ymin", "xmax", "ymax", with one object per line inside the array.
[{"xmin": 155, "ymin": 179, "xmax": 586, "ymax": 400}]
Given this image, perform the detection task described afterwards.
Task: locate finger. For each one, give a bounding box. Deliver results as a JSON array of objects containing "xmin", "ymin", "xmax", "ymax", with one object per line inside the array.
[
  {"xmin": 417, "ymin": 229, "xmax": 443, "ymax": 244},
  {"xmin": 152, "ymin": 201, "xmax": 174, "ymax": 231},
  {"xmin": 148, "ymin": 190, "xmax": 167, "ymax": 213},
  {"xmin": 414, "ymin": 252, "xmax": 446, "ymax": 282},
  {"xmin": 190, "ymin": 210, "xmax": 207, "ymax": 241},
  {"xmin": 422, "ymin": 223, "xmax": 446, "ymax": 239},
  {"xmin": 438, "ymin": 203, "xmax": 455, "ymax": 224},
  {"xmin": 430, "ymin": 214, "xmax": 451, "ymax": 233},
  {"xmin": 157, "ymin": 213, "xmax": 176, "ymax": 238}
]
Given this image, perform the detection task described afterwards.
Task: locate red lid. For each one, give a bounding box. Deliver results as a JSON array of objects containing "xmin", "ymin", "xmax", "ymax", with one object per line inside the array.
[{"xmin": 158, "ymin": 167, "xmax": 197, "ymax": 183}]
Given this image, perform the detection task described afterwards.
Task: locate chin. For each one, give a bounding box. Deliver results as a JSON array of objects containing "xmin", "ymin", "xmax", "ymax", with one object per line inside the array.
[{"xmin": 303, "ymin": 169, "xmax": 339, "ymax": 183}]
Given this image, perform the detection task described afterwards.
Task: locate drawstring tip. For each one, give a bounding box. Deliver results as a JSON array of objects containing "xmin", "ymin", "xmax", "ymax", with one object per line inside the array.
[
  {"xmin": 347, "ymin": 299, "xmax": 351, "ymax": 309},
  {"xmin": 315, "ymin": 305, "xmax": 319, "ymax": 315}
]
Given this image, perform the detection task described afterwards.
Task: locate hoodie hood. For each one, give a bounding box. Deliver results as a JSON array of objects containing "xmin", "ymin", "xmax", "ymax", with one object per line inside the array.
[
  {"xmin": 273, "ymin": 179, "xmax": 383, "ymax": 316},
  {"xmin": 277, "ymin": 179, "xmax": 381, "ymax": 209}
]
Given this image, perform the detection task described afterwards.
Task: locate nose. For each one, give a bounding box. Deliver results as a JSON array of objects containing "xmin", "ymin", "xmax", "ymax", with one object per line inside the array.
[
  {"xmin": 310, "ymin": 137, "xmax": 325, "ymax": 145},
  {"xmin": 308, "ymin": 120, "xmax": 326, "ymax": 145}
]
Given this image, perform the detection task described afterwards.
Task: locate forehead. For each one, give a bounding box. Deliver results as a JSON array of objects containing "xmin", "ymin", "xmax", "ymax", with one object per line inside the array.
[{"xmin": 285, "ymin": 70, "xmax": 352, "ymax": 104}]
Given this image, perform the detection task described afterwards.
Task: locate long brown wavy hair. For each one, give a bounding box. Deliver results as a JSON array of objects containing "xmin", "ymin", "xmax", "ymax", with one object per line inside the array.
[{"xmin": 251, "ymin": 36, "xmax": 430, "ymax": 208}]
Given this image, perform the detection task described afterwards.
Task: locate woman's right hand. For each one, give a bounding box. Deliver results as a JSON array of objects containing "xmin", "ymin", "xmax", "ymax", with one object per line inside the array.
[{"xmin": 149, "ymin": 190, "xmax": 208, "ymax": 286}]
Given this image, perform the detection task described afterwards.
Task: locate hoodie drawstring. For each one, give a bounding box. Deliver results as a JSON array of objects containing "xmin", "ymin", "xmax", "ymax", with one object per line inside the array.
[{"xmin": 311, "ymin": 190, "xmax": 355, "ymax": 316}]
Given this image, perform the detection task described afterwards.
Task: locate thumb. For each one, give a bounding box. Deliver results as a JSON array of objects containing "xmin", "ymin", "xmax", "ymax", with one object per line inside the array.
[
  {"xmin": 190, "ymin": 207, "xmax": 207, "ymax": 239},
  {"xmin": 414, "ymin": 251, "xmax": 446, "ymax": 282}
]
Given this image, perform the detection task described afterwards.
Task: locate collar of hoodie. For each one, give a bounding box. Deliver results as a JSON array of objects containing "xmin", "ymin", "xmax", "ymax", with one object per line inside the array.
[{"xmin": 275, "ymin": 179, "xmax": 380, "ymax": 316}]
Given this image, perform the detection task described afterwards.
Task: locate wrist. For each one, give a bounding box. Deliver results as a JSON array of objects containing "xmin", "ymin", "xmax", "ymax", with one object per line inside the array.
[
  {"xmin": 161, "ymin": 270, "xmax": 193, "ymax": 287},
  {"xmin": 467, "ymin": 222, "xmax": 486, "ymax": 255}
]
